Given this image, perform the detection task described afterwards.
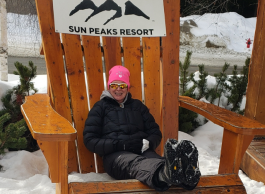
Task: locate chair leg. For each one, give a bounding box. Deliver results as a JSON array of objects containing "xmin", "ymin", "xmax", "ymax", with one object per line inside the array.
[
  {"xmin": 219, "ymin": 129, "xmax": 253, "ymax": 174},
  {"xmin": 38, "ymin": 141, "xmax": 59, "ymax": 182},
  {"xmin": 56, "ymin": 141, "xmax": 69, "ymax": 194}
]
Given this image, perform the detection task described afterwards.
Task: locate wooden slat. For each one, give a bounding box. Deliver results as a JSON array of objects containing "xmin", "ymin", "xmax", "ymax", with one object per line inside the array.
[
  {"xmin": 142, "ymin": 37, "xmax": 161, "ymax": 155},
  {"xmin": 161, "ymin": 0, "xmax": 180, "ymax": 148},
  {"xmin": 82, "ymin": 36, "xmax": 104, "ymax": 108},
  {"xmin": 241, "ymin": 144, "xmax": 265, "ymax": 183},
  {"xmin": 56, "ymin": 141, "xmax": 68, "ymax": 194},
  {"xmin": 82, "ymin": 35, "xmax": 105, "ymax": 173},
  {"xmin": 241, "ymin": 0, "xmax": 265, "ymax": 183},
  {"xmin": 102, "ymin": 37, "xmax": 122, "ymax": 80},
  {"xmin": 62, "ymin": 34, "xmax": 96, "ymax": 174},
  {"xmin": 35, "ymin": 0, "xmax": 78, "ymax": 173},
  {"xmin": 123, "ymin": 37, "xmax": 142, "ymax": 100},
  {"xmin": 69, "ymin": 174, "xmax": 245, "ymax": 194},
  {"xmin": 38, "ymin": 141, "xmax": 59, "ymax": 182},
  {"xmin": 69, "ymin": 185, "xmax": 246, "ymax": 194},
  {"xmin": 35, "ymin": 0, "xmax": 71, "ymax": 122},
  {"xmin": 219, "ymin": 130, "xmax": 248, "ymax": 174},
  {"xmin": 250, "ymin": 140, "xmax": 265, "ymax": 146},
  {"xmin": 245, "ymin": 0, "xmax": 265, "ymax": 124},
  {"xmin": 21, "ymin": 94, "xmax": 77, "ymax": 141},
  {"xmin": 179, "ymin": 96, "xmax": 265, "ymax": 135}
]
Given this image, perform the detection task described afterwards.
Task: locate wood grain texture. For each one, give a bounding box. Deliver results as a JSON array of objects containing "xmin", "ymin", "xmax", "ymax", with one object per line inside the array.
[
  {"xmin": 56, "ymin": 141, "xmax": 68, "ymax": 194},
  {"xmin": 241, "ymin": 0, "xmax": 265, "ymax": 183},
  {"xmin": 241, "ymin": 141, "xmax": 265, "ymax": 183},
  {"xmin": 38, "ymin": 141, "xmax": 59, "ymax": 183},
  {"xmin": 62, "ymin": 34, "xmax": 96, "ymax": 173},
  {"xmin": 142, "ymin": 37, "xmax": 161, "ymax": 155},
  {"xmin": 219, "ymin": 130, "xmax": 247, "ymax": 174},
  {"xmin": 245, "ymin": 0, "xmax": 265, "ymax": 124},
  {"xmin": 35, "ymin": 0, "xmax": 78, "ymax": 173},
  {"xmin": 21, "ymin": 94, "xmax": 76, "ymax": 141},
  {"xmin": 161, "ymin": 0, "xmax": 180, "ymax": 146},
  {"xmin": 179, "ymin": 96, "xmax": 265, "ymax": 135},
  {"xmin": 69, "ymin": 174, "xmax": 245, "ymax": 194},
  {"xmin": 123, "ymin": 37, "xmax": 142, "ymax": 100},
  {"xmin": 35, "ymin": 0, "xmax": 71, "ymax": 122},
  {"xmin": 82, "ymin": 35, "xmax": 105, "ymax": 173},
  {"xmin": 102, "ymin": 37, "xmax": 122, "ymax": 80},
  {"xmin": 82, "ymin": 36, "xmax": 104, "ymax": 108}
]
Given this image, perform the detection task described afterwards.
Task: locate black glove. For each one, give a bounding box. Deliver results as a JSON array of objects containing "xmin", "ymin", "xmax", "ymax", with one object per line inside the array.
[{"xmin": 116, "ymin": 139, "xmax": 143, "ymax": 154}]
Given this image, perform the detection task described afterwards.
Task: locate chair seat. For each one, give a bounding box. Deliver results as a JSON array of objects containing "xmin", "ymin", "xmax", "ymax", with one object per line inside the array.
[{"xmin": 69, "ymin": 174, "xmax": 246, "ymax": 193}]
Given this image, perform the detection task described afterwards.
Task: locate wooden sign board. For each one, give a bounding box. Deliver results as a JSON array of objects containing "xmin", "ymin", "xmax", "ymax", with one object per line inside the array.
[{"xmin": 53, "ymin": 0, "xmax": 166, "ymax": 37}]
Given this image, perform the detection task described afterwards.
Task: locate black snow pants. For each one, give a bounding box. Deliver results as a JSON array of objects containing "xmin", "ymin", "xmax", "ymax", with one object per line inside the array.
[{"xmin": 103, "ymin": 150, "xmax": 170, "ymax": 191}]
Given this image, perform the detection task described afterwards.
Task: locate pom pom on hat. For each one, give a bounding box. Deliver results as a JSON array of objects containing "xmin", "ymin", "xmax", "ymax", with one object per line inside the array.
[{"xmin": 107, "ymin": 65, "xmax": 130, "ymax": 90}]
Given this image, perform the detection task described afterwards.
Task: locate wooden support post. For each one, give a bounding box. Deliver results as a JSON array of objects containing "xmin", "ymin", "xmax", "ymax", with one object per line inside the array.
[
  {"xmin": 35, "ymin": 0, "xmax": 78, "ymax": 173},
  {"xmin": 142, "ymin": 37, "xmax": 161, "ymax": 154},
  {"xmin": 161, "ymin": 0, "xmax": 180, "ymax": 149},
  {"xmin": 38, "ymin": 141, "xmax": 59, "ymax": 182},
  {"xmin": 56, "ymin": 141, "xmax": 69, "ymax": 194},
  {"xmin": 241, "ymin": 0, "xmax": 265, "ymax": 182},
  {"xmin": 244, "ymin": 0, "xmax": 265, "ymax": 125},
  {"xmin": 219, "ymin": 129, "xmax": 252, "ymax": 174}
]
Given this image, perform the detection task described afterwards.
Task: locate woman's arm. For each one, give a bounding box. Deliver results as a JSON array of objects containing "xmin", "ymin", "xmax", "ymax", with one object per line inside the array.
[
  {"xmin": 140, "ymin": 102, "xmax": 162, "ymax": 150},
  {"xmin": 83, "ymin": 101, "xmax": 118, "ymax": 155}
]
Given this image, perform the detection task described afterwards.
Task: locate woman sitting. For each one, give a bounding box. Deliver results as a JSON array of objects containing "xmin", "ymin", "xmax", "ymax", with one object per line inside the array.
[{"xmin": 83, "ymin": 65, "xmax": 201, "ymax": 191}]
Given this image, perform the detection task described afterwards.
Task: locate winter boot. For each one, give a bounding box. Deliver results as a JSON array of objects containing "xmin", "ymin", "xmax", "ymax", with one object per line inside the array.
[
  {"xmin": 158, "ymin": 139, "xmax": 201, "ymax": 190},
  {"xmin": 158, "ymin": 139, "xmax": 181, "ymax": 185},
  {"xmin": 175, "ymin": 140, "xmax": 201, "ymax": 190}
]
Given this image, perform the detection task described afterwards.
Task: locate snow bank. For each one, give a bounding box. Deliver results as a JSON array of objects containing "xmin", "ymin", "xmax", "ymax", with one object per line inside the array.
[
  {"xmin": 0, "ymin": 150, "xmax": 48, "ymax": 180},
  {"xmin": 180, "ymin": 12, "xmax": 256, "ymax": 53}
]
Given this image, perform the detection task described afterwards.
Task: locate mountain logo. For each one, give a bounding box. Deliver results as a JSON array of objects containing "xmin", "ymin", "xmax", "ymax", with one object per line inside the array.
[{"xmin": 69, "ymin": 0, "xmax": 150, "ymax": 25}]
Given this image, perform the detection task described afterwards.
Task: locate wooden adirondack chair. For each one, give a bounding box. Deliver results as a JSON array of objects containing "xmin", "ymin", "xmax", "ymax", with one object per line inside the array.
[{"xmin": 21, "ymin": 0, "xmax": 265, "ymax": 193}]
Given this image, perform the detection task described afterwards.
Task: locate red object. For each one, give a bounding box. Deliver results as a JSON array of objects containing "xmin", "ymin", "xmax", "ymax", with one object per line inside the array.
[{"xmin": 246, "ymin": 38, "xmax": 252, "ymax": 48}]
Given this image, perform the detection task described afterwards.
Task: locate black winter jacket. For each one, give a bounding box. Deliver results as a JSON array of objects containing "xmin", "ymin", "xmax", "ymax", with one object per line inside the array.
[{"xmin": 83, "ymin": 92, "xmax": 162, "ymax": 156}]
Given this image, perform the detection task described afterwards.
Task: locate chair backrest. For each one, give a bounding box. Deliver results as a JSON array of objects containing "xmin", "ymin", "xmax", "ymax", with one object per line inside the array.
[{"xmin": 36, "ymin": 0, "xmax": 180, "ymax": 174}]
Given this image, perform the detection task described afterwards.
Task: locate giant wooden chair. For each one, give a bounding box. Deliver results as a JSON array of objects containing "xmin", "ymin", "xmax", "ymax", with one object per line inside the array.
[{"xmin": 21, "ymin": 0, "xmax": 265, "ymax": 193}]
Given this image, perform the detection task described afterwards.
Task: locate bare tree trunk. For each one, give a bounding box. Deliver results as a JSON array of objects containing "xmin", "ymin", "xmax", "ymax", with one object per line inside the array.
[{"xmin": 0, "ymin": 0, "xmax": 8, "ymax": 81}]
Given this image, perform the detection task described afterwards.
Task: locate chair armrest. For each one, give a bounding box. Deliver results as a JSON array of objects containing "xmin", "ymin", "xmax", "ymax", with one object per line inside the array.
[
  {"xmin": 21, "ymin": 94, "xmax": 77, "ymax": 141},
  {"xmin": 179, "ymin": 96, "xmax": 265, "ymax": 135}
]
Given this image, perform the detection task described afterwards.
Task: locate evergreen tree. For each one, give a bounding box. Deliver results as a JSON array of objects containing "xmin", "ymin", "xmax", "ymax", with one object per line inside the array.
[
  {"xmin": 0, "ymin": 89, "xmax": 22, "ymax": 122},
  {"xmin": 224, "ymin": 58, "xmax": 250, "ymax": 113},
  {"xmin": 191, "ymin": 64, "xmax": 209, "ymax": 100},
  {"xmin": 180, "ymin": 50, "xmax": 192, "ymax": 95},
  {"xmin": 179, "ymin": 51, "xmax": 199, "ymax": 133},
  {"xmin": 13, "ymin": 61, "xmax": 38, "ymax": 97},
  {"xmin": 0, "ymin": 113, "xmax": 27, "ymax": 154},
  {"xmin": 1, "ymin": 61, "xmax": 38, "ymax": 118},
  {"xmin": 0, "ymin": 61, "xmax": 38, "ymax": 152},
  {"xmin": 208, "ymin": 62, "xmax": 229, "ymax": 105}
]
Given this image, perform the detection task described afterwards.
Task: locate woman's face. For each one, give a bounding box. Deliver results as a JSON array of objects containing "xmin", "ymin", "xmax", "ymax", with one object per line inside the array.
[{"xmin": 109, "ymin": 81, "xmax": 128, "ymax": 103}]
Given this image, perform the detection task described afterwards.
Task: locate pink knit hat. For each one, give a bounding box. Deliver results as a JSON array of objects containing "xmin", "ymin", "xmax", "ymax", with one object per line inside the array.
[{"xmin": 107, "ymin": 65, "xmax": 130, "ymax": 90}]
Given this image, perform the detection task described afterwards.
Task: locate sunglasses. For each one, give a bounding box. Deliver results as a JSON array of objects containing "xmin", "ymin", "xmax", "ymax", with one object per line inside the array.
[{"xmin": 109, "ymin": 83, "xmax": 128, "ymax": 89}]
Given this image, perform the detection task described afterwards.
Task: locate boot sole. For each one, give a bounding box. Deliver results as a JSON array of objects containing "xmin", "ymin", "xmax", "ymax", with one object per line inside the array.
[
  {"xmin": 175, "ymin": 140, "xmax": 201, "ymax": 187},
  {"xmin": 164, "ymin": 139, "xmax": 182, "ymax": 185}
]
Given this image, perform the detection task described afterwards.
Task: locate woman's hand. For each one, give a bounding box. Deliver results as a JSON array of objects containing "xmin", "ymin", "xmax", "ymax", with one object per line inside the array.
[{"xmin": 117, "ymin": 139, "xmax": 143, "ymax": 154}]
